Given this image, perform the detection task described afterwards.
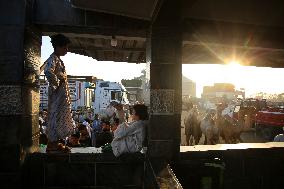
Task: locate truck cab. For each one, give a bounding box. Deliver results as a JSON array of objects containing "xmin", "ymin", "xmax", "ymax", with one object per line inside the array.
[{"xmin": 93, "ymin": 80, "xmax": 129, "ymax": 114}]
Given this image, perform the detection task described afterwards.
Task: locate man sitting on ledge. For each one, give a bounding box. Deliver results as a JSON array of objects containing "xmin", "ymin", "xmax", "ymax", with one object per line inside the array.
[{"xmin": 111, "ymin": 104, "xmax": 148, "ymax": 157}]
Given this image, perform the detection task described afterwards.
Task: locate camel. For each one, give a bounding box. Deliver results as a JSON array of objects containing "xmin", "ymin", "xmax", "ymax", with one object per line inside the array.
[
  {"xmin": 215, "ymin": 104, "xmax": 250, "ymax": 143},
  {"xmin": 200, "ymin": 111, "xmax": 219, "ymax": 145},
  {"xmin": 184, "ymin": 106, "xmax": 202, "ymax": 146}
]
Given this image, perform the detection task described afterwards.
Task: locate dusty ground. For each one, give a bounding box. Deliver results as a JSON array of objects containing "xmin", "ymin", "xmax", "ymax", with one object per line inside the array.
[{"xmin": 180, "ymin": 110, "xmax": 266, "ymax": 146}]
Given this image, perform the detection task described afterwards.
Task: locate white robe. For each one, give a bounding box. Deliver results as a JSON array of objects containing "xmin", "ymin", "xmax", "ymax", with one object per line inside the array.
[
  {"xmin": 44, "ymin": 53, "xmax": 74, "ymax": 142},
  {"xmin": 111, "ymin": 120, "xmax": 147, "ymax": 157}
]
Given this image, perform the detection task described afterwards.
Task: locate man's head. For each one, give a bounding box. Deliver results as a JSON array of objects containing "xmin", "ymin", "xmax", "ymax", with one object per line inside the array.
[
  {"xmin": 102, "ymin": 120, "xmax": 111, "ymax": 131},
  {"xmin": 132, "ymin": 104, "xmax": 148, "ymax": 121},
  {"xmin": 78, "ymin": 124, "xmax": 89, "ymax": 136},
  {"xmin": 94, "ymin": 114, "xmax": 99, "ymax": 120},
  {"xmin": 69, "ymin": 133, "xmax": 80, "ymax": 145},
  {"xmin": 51, "ymin": 34, "xmax": 71, "ymax": 56}
]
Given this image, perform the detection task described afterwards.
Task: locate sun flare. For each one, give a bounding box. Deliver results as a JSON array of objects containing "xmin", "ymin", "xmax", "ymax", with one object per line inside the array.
[{"xmin": 227, "ymin": 60, "xmax": 241, "ymax": 66}]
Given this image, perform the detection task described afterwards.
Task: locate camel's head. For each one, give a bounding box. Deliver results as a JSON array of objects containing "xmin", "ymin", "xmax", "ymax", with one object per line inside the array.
[
  {"xmin": 205, "ymin": 109, "xmax": 215, "ymax": 119},
  {"xmin": 192, "ymin": 105, "xmax": 198, "ymax": 112},
  {"xmin": 216, "ymin": 103, "xmax": 227, "ymax": 113}
]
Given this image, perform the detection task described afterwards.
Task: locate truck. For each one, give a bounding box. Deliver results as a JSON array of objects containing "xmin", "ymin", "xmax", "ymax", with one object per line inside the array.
[
  {"xmin": 232, "ymin": 98, "xmax": 284, "ymax": 141},
  {"xmin": 93, "ymin": 80, "xmax": 129, "ymax": 114},
  {"xmin": 39, "ymin": 75, "xmax": 95, "ymax": 111},
  {"xmin": 255, "ymin": 107, "xmax": 284, "ymax": 141}
]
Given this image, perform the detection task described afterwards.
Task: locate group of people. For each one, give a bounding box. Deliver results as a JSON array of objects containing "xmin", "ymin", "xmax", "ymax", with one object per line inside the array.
[{"xmin": 40, "ymin": 33, "xmax": 148, "ymax": 157}]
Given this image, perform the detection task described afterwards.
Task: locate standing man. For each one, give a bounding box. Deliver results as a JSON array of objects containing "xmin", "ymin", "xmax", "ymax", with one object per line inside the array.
[
  {"xmin": 114, "ymin": 103, "xmax": 126, "ymax": 124},
  {"xmin": 44, "ymin": 34, "xmax": 75, "ymax": 153},
  {"xmin": 91, "ymin": 114, "xmax": 102, "ymax": 146}
]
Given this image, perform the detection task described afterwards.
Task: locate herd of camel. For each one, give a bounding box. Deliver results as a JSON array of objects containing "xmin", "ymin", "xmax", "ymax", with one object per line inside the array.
[{"xmin": 183, "ymin": 103, "xmax": 256, "ymax": 145}]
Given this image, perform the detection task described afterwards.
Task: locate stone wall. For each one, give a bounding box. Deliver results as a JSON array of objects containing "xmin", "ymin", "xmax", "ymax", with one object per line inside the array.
[
  {"xmin": 22, "ymin": 153, "xmax": 149, "ymax": 188},
  {"xmin": 172, "ymin": 146, "xmax": 284, "ymax": 189},
  {"xmin": 0, "ymin": 1, "xmax": 41, "ymax": 187}
]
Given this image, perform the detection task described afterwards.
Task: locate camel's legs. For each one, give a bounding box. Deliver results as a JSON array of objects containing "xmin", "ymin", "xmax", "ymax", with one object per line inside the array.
[
  {"xmin": 190, "ymin": 136, "xmax": 194, "ymax": 146},
  {"xmin": 185, "ymin": 135, "xmax": 190, "ymax": 146},
  {"xmin": 204, "ymin": 136, "xmax": 207, "ymax": 145}
]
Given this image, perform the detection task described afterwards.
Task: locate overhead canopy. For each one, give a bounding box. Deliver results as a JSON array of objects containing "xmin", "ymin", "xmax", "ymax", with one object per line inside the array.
[
  {"xmin": 70, "ymin": 0, "xmax": 159, "ymax": 20},
  {"xmin": 35, "ymin": 0, "xmax": 284, "ymax": 67},
  {"xmin": 65, "ymin": 34, "xmax": 146, "ymax": 63}
]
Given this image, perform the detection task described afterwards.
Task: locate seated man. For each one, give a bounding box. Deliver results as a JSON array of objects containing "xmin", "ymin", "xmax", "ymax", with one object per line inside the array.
[
  {"xmin": 78, "ymin": 124, "xmax": 92, "ymax": 147},
  {"xmin": 66, "ymin": 133, "xmax": 82, "ymax": 147},
  {"xmin": 111, "ymin": 104, "xmax": 148, "ymax": 157},
  {"xmin": 95, "ymin": 120, "xmax": 113, "ymax": 147}
]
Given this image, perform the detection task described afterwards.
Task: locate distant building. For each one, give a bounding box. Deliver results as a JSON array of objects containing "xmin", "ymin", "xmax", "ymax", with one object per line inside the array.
[
  {"xmin": 39, "ymin": 75, "xmax": 96, "ymax": 110},
  {"xmin": 182, "ymin": 75, "xmax": 196, "ymax": 98},
  {"xmin": 201, "ymin": 83, "xmax": 245, "ymax": 100}
]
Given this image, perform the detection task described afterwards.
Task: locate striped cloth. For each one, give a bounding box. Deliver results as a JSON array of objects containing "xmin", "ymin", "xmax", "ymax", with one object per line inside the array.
[{"xmin": 44, "ymin": 53, "xmax": 75, "ymax": 142}]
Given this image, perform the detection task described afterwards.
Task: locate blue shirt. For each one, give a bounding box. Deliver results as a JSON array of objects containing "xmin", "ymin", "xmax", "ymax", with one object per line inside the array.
[{"xmin": 92, "ymin": 120, "xmax": 102, "ymax": 133}]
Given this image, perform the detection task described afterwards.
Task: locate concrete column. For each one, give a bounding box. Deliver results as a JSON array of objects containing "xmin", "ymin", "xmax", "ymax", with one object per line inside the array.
[
  {"xmin": 146, "ymin": 0, "xmax": 182, "ymax": 160},
  {"xmin": 22, "ymin": 26, "xmax": 42, "ymax": 153},
  {"xmin": 0, "ymin": 0, "xmax": 41, "ymax": 180}
]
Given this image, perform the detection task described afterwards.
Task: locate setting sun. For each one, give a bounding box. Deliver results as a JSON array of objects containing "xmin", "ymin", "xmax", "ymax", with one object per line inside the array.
[{"xmin": 227, "ymin": 60, "xmax": 241, "ymax": 66}]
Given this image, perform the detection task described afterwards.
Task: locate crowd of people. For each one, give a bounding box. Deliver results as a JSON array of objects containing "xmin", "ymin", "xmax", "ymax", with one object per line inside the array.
[
  {"xmin": 39, "ymin": 33, "xmax": 148, "ymax": 156},
  {"xmin": 39, "ymin": 102, "xmax": 148, "ymax": 156}
]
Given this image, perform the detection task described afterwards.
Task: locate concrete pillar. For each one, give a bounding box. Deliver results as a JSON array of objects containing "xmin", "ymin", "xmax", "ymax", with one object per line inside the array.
[
  {"xmin": 146, "ymin": 0, "xmax": 182, "ymax": 160},
  {"xmin": 0, "ymin": 0, "xmax": 41, "ymax": 182}
]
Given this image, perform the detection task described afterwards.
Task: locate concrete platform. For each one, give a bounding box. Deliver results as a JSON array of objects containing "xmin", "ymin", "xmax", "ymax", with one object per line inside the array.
[
  {"xmin": 22, "ymin": 151, "xmax": 147, "ymax": 188},
  {"xmin": 20, "ymin": 144, "xmax": 284, "ymax": 188},
  {"xmin": 173, "ymin": 142, "xmax": 284, "ymax": 189}
]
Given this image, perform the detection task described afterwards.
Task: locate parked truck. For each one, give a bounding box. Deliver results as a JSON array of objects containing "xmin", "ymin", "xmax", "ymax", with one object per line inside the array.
[
  {"xmin": 39, "ymin": 75, "xmax": 95, "ymax": 111},
  {"xmin": 93, "ymin": 80, "xmax": 129, "ymax": 114},
  {"xmin": 234, "ymin": 99, "xmax": 284, "ymax": 141},
  {"xmin": 255, "ymin": 107, "xmax": 284, "ymax": 141}
]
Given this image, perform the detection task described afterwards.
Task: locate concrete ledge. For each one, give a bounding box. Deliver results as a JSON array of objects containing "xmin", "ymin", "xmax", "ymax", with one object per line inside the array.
[
  {"xmin": 172, "ymin": 143, "xmax": 284, "ymax": 189},
  {"xmin": 22, "ymin": 151, "xmax": 145, "ymax": 188}
]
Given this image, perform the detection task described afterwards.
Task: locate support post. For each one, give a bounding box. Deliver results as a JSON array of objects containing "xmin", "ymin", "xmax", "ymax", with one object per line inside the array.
[
  {"xmin": 146, "ymin": 0, "xmax": 182, "ymax": 160},
  {"xmin": 0, "ymin": 1, "xmax": 41, "ymax": 186}
]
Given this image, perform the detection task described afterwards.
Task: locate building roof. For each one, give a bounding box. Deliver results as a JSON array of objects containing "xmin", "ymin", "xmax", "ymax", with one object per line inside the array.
[
  {"xmin": 35, "ymin": 0, "xmax": 284, "ymax": 67},
  {"xmin": 182, "ymin": 75, "xmax": 194, "ymax": 83}
]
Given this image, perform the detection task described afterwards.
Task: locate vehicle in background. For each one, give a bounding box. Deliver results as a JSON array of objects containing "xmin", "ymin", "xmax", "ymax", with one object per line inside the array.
[
  {"xmin": 39, "ymin": 75, "xmax": 96, "ymax": 111},
  {"xmin": 232, "ymin": 98, "xmax": 284, "ymax": 141},
  {"xmin": 232, "ymin": 98, "xmax": 266, "ymax": 124},
  {"xmin": 255, "ymin": 107, "xmax": 284, "ymax": 141},
  {"xmin": 93, "ymin": 80, "xmax": 129, "ymax": 114}
]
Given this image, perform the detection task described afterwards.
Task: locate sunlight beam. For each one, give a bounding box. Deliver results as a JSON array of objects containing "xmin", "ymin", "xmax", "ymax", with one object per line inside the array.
[{"xmin": 227, "ymin": 60, "xmax": 241, "ymax": 66}]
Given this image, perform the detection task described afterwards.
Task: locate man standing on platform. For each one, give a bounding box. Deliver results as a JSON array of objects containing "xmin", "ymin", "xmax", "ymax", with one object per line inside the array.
[{"xmin": 43, "ymin": 34, "xmax": 75, "ymax": 153}]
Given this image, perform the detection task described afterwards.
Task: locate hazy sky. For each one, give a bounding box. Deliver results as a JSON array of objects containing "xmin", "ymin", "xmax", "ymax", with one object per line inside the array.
[
  {"xmin": 41, "ymin": 36, "xmax": 284, "ymax": 97},
  {"xmin": 41, "ymin": 36, "xmax": 146, "ymax": 82},
  {"xmin": 183, "ymin": 64, "xmax": 284, "ymax": 98}
]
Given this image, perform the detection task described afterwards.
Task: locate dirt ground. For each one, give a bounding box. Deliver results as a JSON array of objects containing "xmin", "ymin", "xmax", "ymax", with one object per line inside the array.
[{"xmin": 180, "ymin": 110, "xmax": 267, "ymax": 146}]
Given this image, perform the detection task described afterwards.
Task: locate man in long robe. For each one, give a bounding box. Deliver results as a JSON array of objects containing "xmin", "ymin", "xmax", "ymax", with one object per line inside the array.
[{"xmin": 44, "ymin": 34, "xmax": 75, "ymax": 152}]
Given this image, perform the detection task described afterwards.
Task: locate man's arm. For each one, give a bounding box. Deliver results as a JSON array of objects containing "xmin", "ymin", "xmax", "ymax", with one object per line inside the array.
[
  {"xmin": 113, "ymin": 122, "xmax": 138, "ymax": 139},
  {"xmin": 44, "ymin": 58, "xmax": 60, "ymax": 89}
]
